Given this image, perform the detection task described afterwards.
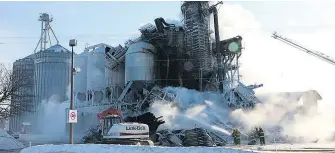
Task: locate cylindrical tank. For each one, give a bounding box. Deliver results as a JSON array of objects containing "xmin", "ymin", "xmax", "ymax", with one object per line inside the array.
[
  {"xmin": 105, "ymin": 64, "xmax": 125, "ymax": 86},
  {"xmin": 11, "ymin": 55, "xmax": 35, "ymax": 132},
  {"xmin": 87, "ymin": 47, "xmax": 106, "ymax": 90},
  {"xmin": 74, "ymin": 51, "xmax": 88, "ymax": 92},
  {"xmin": 125, "ymin": 41, "xmax": 157, "ymax": 83},
  {"xmin": 74, "ymin": 52, "xmax": 88, "ymax": 103},
  {"xmin": 34, "ymin": 44, "xmax": 71, "ymax": 105}
]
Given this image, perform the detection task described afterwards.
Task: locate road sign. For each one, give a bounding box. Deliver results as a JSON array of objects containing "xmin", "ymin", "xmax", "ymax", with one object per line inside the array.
[{"xmin": 68, "ymin": 110, "xmax": 77, "ymax": 123}]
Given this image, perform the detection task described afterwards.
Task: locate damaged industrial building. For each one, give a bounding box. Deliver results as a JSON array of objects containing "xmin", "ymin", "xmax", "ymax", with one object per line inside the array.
[{"xmin": 8, "ymin": 1, "xmax": 325, "ymax": 147}]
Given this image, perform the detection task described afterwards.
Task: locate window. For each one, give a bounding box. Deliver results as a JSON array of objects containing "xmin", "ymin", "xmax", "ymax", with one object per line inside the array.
[{"xmin": 102, "ymin": 116, "xmax": 122, "ymax": 135}]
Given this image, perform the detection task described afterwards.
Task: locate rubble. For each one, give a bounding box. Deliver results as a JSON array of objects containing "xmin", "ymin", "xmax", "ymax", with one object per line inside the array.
[{"xmin": 156, "ymin": 128, "xmax": 227, "ymax": 147}]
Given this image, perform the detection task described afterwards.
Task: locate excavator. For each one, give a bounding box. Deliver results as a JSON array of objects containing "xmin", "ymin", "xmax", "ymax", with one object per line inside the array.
[{"xmin": 96, "ymin": 108, "xmax": 154, "ymax": 146}]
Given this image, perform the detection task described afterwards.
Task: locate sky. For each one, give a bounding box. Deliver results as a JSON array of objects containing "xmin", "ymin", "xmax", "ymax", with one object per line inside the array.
[{"xmin": 2, "ymin": 1, "xmax": 335, "ymax": 105}]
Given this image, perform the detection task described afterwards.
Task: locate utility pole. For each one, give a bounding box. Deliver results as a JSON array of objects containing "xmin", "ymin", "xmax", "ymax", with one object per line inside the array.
[{"xmin": 69, "ymin": 39, "xmax": 77, "ymax": 144}]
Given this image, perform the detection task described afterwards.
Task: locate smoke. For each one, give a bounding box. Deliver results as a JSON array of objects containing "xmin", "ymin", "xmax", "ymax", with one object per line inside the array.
[
  {"xmin": 32, "ymin": 85, "xmax": 71, "ymax": 143},
  {"xmin": 150, "ymin": 87, "xmax": 231, "ymax": 135},
  {"xmin": 211, "ymin": 2, "xmax": 335, "ymax": 143},
  {"xmin": 35, "ymin": 97, "xmax": 69, "ymax": 142},
  {"xmin": 230, "ymin": 92, "xmax": 335, "ymax": 142}
]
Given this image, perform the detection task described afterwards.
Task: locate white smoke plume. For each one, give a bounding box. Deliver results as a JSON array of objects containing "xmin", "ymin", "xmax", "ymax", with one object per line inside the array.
[
  {"xmin": 213, "ymin": 2, "xmax": 335, "ymax": 143},
  {"xmin": 35, "ymin": 97, "xmax": 69, "ymax": 142},
  {"xmin": 150, "ymin": 87, "xmax": 231, "ymax": 135},
  {"xmin": 32, "ymin": 85, "xmax": 71, "ymax": 143}
]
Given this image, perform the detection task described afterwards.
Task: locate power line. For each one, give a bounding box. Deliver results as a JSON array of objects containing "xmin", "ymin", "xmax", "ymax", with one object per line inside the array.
[{"xmin": 1, "ymin": 24, "xmax": 335, "ymax": 39}]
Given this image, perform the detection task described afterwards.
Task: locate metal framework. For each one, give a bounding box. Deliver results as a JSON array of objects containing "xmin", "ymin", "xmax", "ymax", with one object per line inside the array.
[
  {"xmin": 181, "ymin": 1, "xmax": 212, "ymax": 78},
  {"xmin": 34, "ymin": 13, "xmax": 59, "ymax": 53}
]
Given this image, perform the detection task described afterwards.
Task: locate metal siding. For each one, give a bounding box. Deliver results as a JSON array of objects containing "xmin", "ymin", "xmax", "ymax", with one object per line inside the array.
[
  {"xmin": 87, "ymin": 48, "xmax": 106, "ymax": 90},
  {"xmin": 10, "ymin": 55, "xmax": 35, "ymax": 132},
  {"xmin": 105, "ymin": 63, "xmax": 125, "ymax": 86},
  {"xmin": 34, "ymin": 46, "xmax": 71, "ymax": 106},
  {"xmin": 74, "ymin": 53, "xmax": 88, "ymax": 92},
  {"xmin": 125, "ymin": 41, "xmax": 156, "ymax": 83}
]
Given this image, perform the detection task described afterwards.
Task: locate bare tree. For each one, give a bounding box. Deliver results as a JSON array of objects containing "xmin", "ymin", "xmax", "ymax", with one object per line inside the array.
[{"xmin": 0, "ymin": 63, "xmax": 34, "ymax": 121}]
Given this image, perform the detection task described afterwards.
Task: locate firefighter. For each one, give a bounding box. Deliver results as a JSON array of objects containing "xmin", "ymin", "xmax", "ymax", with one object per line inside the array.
[
  {"xmin": 258, "ymin": 126, "xmax": 265, "ymax": 145},
  {"xmin": 232, "ymin": 128, "xmax": 241, "ymax": 145},
  {"xmin": 248, "ymin": 127, "xmax": 259, "ymax": 145},
  {"xmin": 247, "ymin": 129, "xmax": 257, "ymax": 145}
]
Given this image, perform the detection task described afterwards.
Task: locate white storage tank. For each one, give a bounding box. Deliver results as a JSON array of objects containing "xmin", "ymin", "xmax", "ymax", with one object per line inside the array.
[
  {"xmin": 34, "ymin": 44, "xmax": 71, "ymax": 104},
  {"xmin": 74, "ymin": 51, "xmax": 88, "ymax": 102},
  {"xmin": 105, "ymin": 65, "xmax": 125, "ymax": 86},
  {"xmin": 74, "ymin": 51, "xmax": 88, "ymax": 92},
  {"xmin": 125, "ymin": 41, "xmax": 157, "ymax": 83},
  {"xmin": 87, "ymin": 47, "xmax": 106, "ymax": 90}
]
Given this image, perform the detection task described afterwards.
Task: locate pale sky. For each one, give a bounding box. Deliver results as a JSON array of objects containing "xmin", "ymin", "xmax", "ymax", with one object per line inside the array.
[{"xmin": 2, "ymin": 1, "xmax": 335, "ymax": 105}]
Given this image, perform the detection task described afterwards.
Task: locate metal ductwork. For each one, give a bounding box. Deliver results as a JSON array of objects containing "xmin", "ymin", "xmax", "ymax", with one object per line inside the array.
[{"xmin": 209, "ymin": 1, "xmax": 223, "ymax": 54}]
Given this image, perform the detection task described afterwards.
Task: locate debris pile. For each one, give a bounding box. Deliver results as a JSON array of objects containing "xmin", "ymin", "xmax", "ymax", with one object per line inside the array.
[
  {"xmin": 81, "ymin": 125, "xmax": 102, "ymax": 144},
  {"xmin": 156, "ymin": 128, "xmax": 227, "ymax": 147}
]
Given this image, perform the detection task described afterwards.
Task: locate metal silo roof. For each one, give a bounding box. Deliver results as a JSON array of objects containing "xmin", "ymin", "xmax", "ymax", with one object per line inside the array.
[{"xmin": 44, "ymin": 44, "xmax": 70, "ymax": 53}]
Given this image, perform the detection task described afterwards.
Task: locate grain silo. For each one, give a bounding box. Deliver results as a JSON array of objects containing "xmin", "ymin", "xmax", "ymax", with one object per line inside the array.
[
  {"xmin": 9, "ymin": 54, "xmax": 35, "ymax": 132},
  {"xmin": 34, "ymin": 44, "xmax": 71, "ymax": 104},
  {"xmin": 74, "ymin": 51, "xmax": 88, "ymax": 102},
  {"xmin": 87, "ymin": 47, "xmax": 106, "ymax": 90}
]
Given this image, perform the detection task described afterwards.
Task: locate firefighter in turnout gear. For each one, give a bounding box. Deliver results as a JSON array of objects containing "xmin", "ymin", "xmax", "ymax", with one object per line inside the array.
[
  {"xmin": 248, "ymin": 128, "xmax": 258, "ymax": 145},
  {"xmin": 258, "ymin": 127, "xmax": 265, "ymax": 145},
  {"xmin": 232, "ymin": 128, "xmax": 241, "ymax": 145}
]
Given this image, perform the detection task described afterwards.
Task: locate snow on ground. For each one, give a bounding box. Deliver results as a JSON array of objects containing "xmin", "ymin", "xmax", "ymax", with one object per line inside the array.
[
  {"xmin": 258, "ymin": 143, "xmax": 335, "ymax": 150},
  {"xmin": 0, "ymin": 129, "xmax": 24, "ymax": 150},
  {"xmin": 228, "ymin": 143, "xmax": 335, "ymax": 152},
  {"xmin": 20, "ymin": 144, "xmax": 258, "ymax": 153}
]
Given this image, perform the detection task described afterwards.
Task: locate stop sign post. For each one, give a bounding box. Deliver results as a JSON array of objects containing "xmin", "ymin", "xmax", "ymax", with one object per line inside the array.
[{"xmin": 68, "ymin": 110, "xmax": 77, "ymax": 123}]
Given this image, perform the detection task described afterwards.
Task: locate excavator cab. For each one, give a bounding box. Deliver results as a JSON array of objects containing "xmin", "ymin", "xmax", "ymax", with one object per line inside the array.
[
  {"xmin": 102, "ymin": 115, "xmax": 122, "ymax": 135},
  {"xmin": 97, "ymin": 108, "xmax": 123, "ymax": 135}
]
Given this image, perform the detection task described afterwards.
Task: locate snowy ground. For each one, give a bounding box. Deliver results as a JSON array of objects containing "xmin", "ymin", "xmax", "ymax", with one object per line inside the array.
[
  {"xmin": 7, "ymin": 133, "xmax": 335, "ymax": 153},
  {"xmin": 19, "ymin": 143, "xmax": 335, "ymax": 153},
  {"xmin": 0, "ymin": 129, "xmax": 24, "ymax": 151},
  {"xmin": 228, "ymin": 143, "xmax": 335, "ymax": 152},
  {"xmin": 20, "ymin": 144, "xmax": 258, "ymax": 153}
]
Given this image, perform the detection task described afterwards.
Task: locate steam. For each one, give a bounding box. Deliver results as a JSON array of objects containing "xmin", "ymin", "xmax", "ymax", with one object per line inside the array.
[
  {"xmin": 32, "ymin": 86, "xmax": 71, "ymax": 143},
  {"xmin": 150, "ymin": 87, "xmax": 231, "ymax": 135},
  {"xmin": 212, "ymin": 2, "xmax": 335, "ymax": 143},
  {"xmin": 35, "ymin": 97, "xmax": 69, "ymax": 142},
  {"xmin": 230, "ymin": 92, "xmax": 335, "ymax": 142}
]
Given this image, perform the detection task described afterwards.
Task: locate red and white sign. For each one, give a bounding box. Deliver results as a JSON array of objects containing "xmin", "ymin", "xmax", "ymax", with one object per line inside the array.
[{"xmin": 68, "ymin": 110, "xmax": 77, "ymax": 123}]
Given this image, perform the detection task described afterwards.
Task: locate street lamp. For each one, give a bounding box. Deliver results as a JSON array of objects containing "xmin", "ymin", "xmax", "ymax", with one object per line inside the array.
[{"xmin": 69, "ymin": 39, "xmax": 77, "ymax": 144}]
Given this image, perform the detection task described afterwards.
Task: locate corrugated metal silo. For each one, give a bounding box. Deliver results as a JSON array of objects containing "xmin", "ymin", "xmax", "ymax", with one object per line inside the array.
[
  {"xmin": 9, "ymin": 54, "xmax": 35, "ymax": 132},
  {"xmin": 87, "ymin": 47, "xmax": 106, "ymax": 90},
  {"xmin": 74, "ymin": 51, "xmax": 88, "ymax": 103},
  {"xmin": 34, "ymin": 44, "xmax": 71, "ymax": 104},
  {"xmin": 74, "ymin": 51, "xmax": 88, "ymax": 92},
  {"xmin": 125, "ymin": 41, "xmax": 157, "ymax": 83}
]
